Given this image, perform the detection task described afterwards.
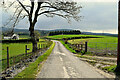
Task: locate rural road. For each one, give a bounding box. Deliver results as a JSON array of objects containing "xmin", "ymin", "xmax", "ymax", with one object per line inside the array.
[{"xmin": 37, "ymin": 40, "xmax": 105, "ymax": 78}]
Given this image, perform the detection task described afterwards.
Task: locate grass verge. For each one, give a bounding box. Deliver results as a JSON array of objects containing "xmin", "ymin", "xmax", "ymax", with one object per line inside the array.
[
  {"xmin": 102, "ymin": 65, "xmax": 116, "ymax": 73},
  {"xmin": 76, "ymin": 54, "xmax": 118, "ymax": 74},
  {"xmin": 60, "ymin": 40, "xmax": 76, "ymax": 53},
  {"xmin": 14, "ymin": 41, "xmax": 55, "ymax": 78}
]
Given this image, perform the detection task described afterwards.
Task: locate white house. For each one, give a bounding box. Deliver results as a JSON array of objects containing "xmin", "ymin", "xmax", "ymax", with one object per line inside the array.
[{"xmin": 4, "ymin": 33, "xmax": 19, "ymax": 40}]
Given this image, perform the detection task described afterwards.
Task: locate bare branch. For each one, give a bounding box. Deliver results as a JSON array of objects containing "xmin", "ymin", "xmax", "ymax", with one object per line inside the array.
[
  {"xmin": 33, "ymin": 2, "xmax": 43, "ymax": 25},
  {"xmin": 29, "ymin": 1, "xmax": 34, "ymax": 23},
  {"xmin": 13, "ymin": 9, "xmax": 23, "ymax": 28},
  {"xmin": 38, "ymin": 9, "xmax": 59, "ymax": 15},
  {"xmin": 17, "ymin": 0, "xmax": 29, "ymax": 15}
]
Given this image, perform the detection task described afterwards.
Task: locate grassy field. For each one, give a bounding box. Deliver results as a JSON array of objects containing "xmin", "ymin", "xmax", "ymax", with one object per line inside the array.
[
  {"xmin": 19, "ymin": 35, "xmax": 30, "ymax": 39},
  {"xmin": 48, "ymin": 34, "xmax": 117, "ymax": 50},
  {"xmin": 68, "ymin": 36, "xmax": 117, "ymax": 50},
  {"xmin": 60, "ymin": 40, "xmax": 76, "ymax": 53},
  {"xmin": 2, "ymin": 39, "xmax": 48, "ymax": 60},
  {"xmin": 48, "ymin": 34, "xmax": 105, "ymax": 39},
  {"xmin": 15, "ymin": 41, "xmax": 55, "ymax": 78},
  {"xmin": 68, "ymin": 37, "xmax": 117, "ymax": 44}
]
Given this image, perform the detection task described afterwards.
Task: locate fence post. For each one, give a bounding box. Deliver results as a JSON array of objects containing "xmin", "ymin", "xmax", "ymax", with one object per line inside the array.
[
  {"xmin": 25, "ymin": 45, "xmax": 27, "ymax": 56},
  {"xmin": 41, "ymin": 44, "xmax": 42, "ymax": 49},
  {"xmin": 39, "ymin": 44, "xmax": 40, "ymax": 49},
  {"xmin": 85, "ymin": 42, "xmax": 87, "ymax": 52},
  {"xmin": 43, "ymin": 44, "xmax": 44, "ymax": 49},
  {"xmin": 13, "ymin": 57, "xmax": 15, "ymax": 66},
  {"xmin": 7, "ymin": 47, "xmax": 9, "ymax": 68},
  {"xmin": 81, "ymin": 44, "xmax": 83, "ymax": 50}
]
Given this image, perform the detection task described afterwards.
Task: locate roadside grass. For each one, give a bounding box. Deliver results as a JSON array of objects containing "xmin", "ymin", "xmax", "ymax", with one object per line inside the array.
[
  {"xmin": 14, "ymin": 41, "xmax": 55, "ymax": 78},
  {"xmin": 101, "ymin": 65, "xmax": 117, "ymax": 73},
  {"xmin": 76, "ymin": 54, "xmax": 118, "ymax": 74},
  {"xmin": 60, "ymin": 40, "xmax": 76, "ymax": 53},
  {"xmin": 60, "ymin": 40, "xmax": 118, "ymax": 74}
]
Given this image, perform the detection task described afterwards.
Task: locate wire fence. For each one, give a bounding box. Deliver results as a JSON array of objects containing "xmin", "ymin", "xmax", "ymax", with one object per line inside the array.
[
  {"xmin": 67, "ymin": 42, "xmax": 87, "ymax": 53},
  {"xmin": 88, "ymin": 42, "xmax": 117, "ymax": 55},
  {"xmin": 1, "ymin": 41, "xmax": 52, "ymax": 71}
]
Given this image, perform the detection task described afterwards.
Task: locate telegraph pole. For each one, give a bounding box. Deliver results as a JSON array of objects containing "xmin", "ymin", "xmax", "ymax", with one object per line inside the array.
[{"xmin": 115, "ymin": 1, "xmax": 120, "ymax": 72}]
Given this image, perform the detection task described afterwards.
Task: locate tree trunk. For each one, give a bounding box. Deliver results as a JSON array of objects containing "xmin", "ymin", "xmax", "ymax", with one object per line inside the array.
[
  {"xmin": 31, "ymin": 35, "xmax": 38, "ymax": 52},
  {"xmin": 29, "ymin": 24, "xmax": 38, "ymax": 52},
  {"xmin": 115, "ymin": 1, "xmax": 120, "ymax": 72}
]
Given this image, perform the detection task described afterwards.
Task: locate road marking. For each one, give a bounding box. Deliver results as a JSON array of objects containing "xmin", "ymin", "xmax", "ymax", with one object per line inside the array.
[
  {"xmin": 55, "ymin": 52, "xmax": 66, "ymax": 56},
  {"xmin": 59, "ymin": 56, "xmax": 63, "ymax": 61},
  {"xmin": 63, "ymin": 66, "xmax": 69, "ymax": 78},
  {"xmin": 59, "ymin": 52, "xmax": 66, "ymax": 56}
]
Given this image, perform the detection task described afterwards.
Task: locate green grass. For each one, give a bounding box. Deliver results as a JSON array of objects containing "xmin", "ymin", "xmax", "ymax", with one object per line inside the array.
[
  {"xmin": 68, "ymin": 36, "xmax": 117, "ymax": 50},
  {"xmin": 14, "ymin": 41, "xmax": 55, "ymax": 78},
  {"xmin": 2, "ymin": 43, "xmax": 32, "ymax": 59},
  {"xmin": 68, "ymin": 36, "xmax": 117, "ymax": 44},
  {"xmin": 76, "ymin": 54, "xmax": 117, "ymax": 73},
  {"xmin": 2, "ymin": 42, "xmax": 45, "ymax": 60},
  {"xmin": 19, "ymin": 35, "xmax": 30, "ymax": 39},
  {"xmin": 2, "ymin": 39, "xmax": 49, "ymax": 60},
  {"xmin": 2, "ymin": 40, "xmax": 52, "ymax": 71},
  {"xmin": 102, "ymin": 65, "xmax": 117, "ymax": 72},
  {"xmin": 48, "ymin": 34, "xmax": 105, "ymax": 39},
  {"xmin": 48, "ymin": 34, "xmax": 118, "ymax": 50},
  {"xmin": 60, "ymin": 40, "xmax": 76, "ymax": 53}
]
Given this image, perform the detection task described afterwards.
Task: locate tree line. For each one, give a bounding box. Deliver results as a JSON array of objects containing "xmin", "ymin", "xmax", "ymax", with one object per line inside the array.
[{"xmin": 49, "ymin": 30, "xmax": 81, "ymax": 36}]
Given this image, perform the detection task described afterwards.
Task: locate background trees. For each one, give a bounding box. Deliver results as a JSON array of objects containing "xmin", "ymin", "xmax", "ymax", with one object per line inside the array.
[{"xmin": 49, "ymin": 30, "xmax": 81, "ymax": 36}]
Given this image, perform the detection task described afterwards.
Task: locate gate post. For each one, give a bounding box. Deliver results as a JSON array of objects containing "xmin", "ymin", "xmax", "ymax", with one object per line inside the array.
[
  {"xmin": 25, "ymin": 45, "xmax": 27, "ymax": 56},
  {"xmin": 39, "ymin": 44, "xmax": 40, "ymax": 49},
  {"xmin": 85, "ymin": 42, "xmax": 87, "ymax": 52}
]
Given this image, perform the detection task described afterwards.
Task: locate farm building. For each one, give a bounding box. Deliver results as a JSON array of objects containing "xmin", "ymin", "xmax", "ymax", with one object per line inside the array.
[{"xmin": 4, "ymin": 33, "xmax": 19, "ymax": 40}]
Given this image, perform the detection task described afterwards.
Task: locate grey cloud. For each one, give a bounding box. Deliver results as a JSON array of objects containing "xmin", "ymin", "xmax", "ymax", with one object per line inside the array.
[{"xmin": 1, "ymin": 2, "xmax": 118, "ymax": 33}]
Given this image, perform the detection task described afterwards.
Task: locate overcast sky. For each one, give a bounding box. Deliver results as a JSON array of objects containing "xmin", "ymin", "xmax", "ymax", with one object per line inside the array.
[{"xmin": 1, "ymin": 1, "xmax": 118, "ymax": 34}]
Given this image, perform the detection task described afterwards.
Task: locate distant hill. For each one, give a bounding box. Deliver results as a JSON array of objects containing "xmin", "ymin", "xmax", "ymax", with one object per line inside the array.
[
  {"xmin": 82, "ymin": 32, "xmax": 118, "ymax": 37},
  {"xmin": 1, "ymin": 27, "xmax": 118, "ymax": 37},
  {"xmin": 1, "ymin": 28, "xmax": 73, "ymax": 36}
]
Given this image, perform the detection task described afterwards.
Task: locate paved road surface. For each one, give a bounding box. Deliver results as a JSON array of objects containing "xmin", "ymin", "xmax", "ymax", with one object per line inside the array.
[{"xmin": 37, "ymin": 41, "xmax": 105, "ymax": 78}]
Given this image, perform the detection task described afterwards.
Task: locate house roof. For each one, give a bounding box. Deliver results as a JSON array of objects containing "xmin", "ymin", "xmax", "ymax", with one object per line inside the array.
[{"xmin": 4, "ymin": 33, "xmax": 14, "ymax": 37}]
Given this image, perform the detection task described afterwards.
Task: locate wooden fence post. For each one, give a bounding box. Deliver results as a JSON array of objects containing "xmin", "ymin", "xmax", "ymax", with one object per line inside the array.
[
  {"xmin": 13, "ymin": 57, "xmax": 15, "ymax": 66},
  {"xmin": 7, "ymin": 47, "xmax": 9, "ymax": 68},
  {"xmin": 81, "ymin": 44, "xmax": 83, "ymax": 50},
  {"xmin": 41, "ymin": 44, "xmax": 43, "ymax": 49},
  {"xmin": 43, "ymin": 44, "xmax": 45, "ymax": 49},
  {"xmin": 85, "ymin": 42, "xmax": 87, "ymax": 52},
  {"xmin": 39, "ymin": 44, "xmax": 40, "ymax": 49},
  {"xmin": 25, "ymin": 45, "xmax": 27, "ymax": 56}
]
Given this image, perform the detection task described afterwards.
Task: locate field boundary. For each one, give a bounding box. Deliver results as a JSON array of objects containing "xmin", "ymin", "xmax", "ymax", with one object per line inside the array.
[
  {"xmin": 2, "ymin": 41, "xmax": 52, "ymax": 71},
  {"xmin": 14, "ymin": 41, "xmax": 55, "ymax": 78}
]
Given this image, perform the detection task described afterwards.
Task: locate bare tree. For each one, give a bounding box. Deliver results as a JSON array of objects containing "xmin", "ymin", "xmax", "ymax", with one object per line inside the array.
[{"xmin": 2, "ymin": 0, "xmax": 82, "ymax": 52}]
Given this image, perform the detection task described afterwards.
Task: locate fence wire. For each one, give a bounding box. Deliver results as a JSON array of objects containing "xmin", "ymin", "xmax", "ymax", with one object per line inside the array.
[
  {"xmin": 88, "ymin": 42, "xmax": 117, "ymax": 55},
  {"xmin": 1, "ymin": 41, "xmax": 52, "ymax": 71}
]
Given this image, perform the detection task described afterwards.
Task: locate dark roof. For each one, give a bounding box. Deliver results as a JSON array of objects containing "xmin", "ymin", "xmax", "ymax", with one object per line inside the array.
[{"xmin": 4, "ymin": 33, "xmax": 14, "ymax": 37}]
